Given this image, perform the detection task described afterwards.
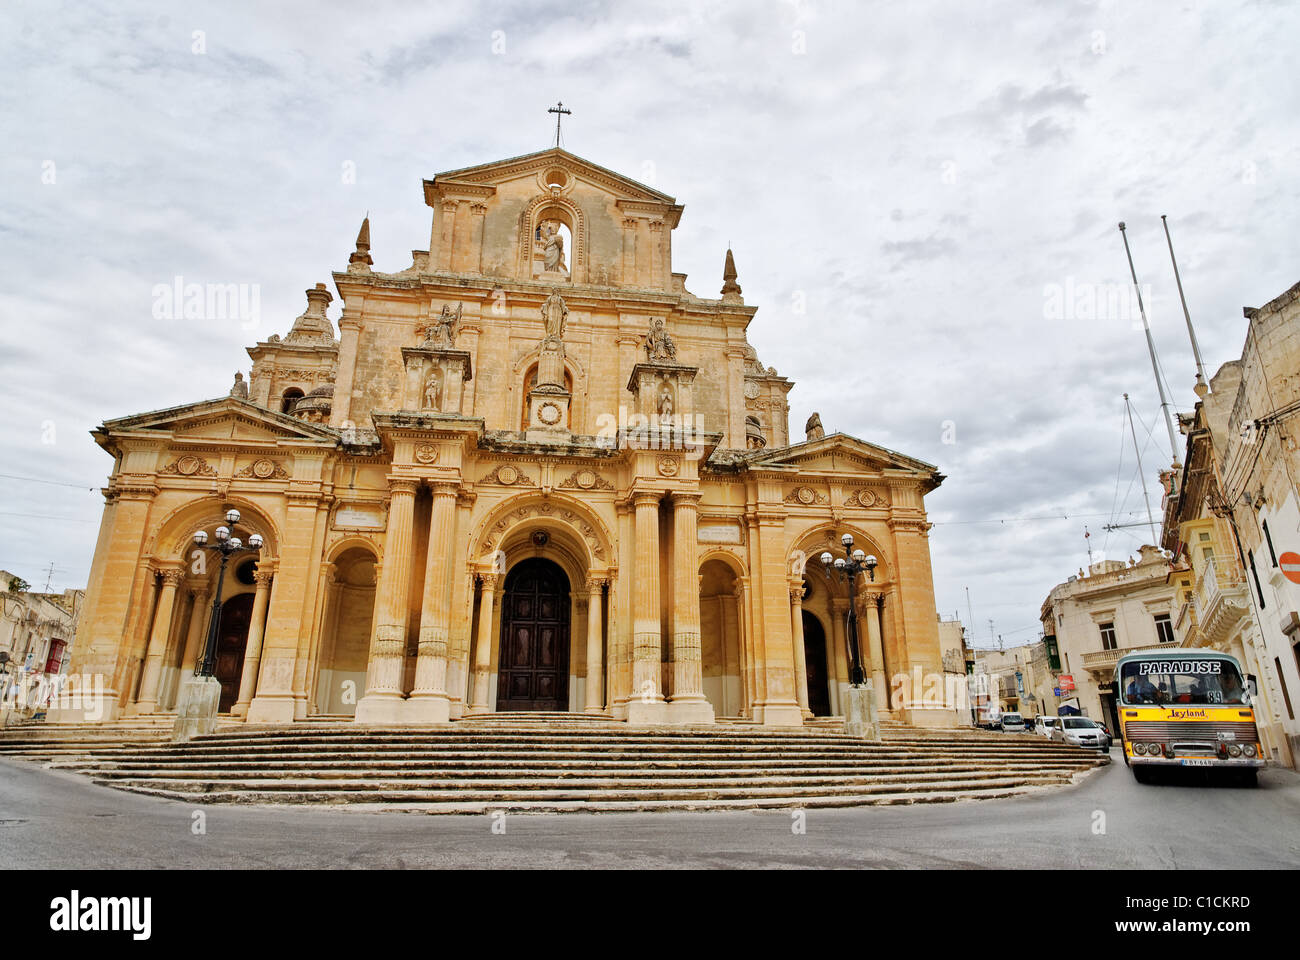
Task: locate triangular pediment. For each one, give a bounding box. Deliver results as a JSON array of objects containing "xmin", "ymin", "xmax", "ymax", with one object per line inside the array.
[
  {"xmin": 746, "ymin": 432, "xmax": 943, "ymax": 488},
  {"xmin": 99, "ymin": 397, "xmax": 340, "ymax": 445},
  {"xmin": 428, "ymin": 148, "xmax": 675, "ymax": 205}
]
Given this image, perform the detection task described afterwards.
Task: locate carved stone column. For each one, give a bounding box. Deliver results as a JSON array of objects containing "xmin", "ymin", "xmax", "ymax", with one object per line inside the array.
[
  {"xmin": 179, "ymin": 583, "xmax": 209, "ymax": 675},
  {"xmin": 232, "ymin": 569, "xmax": 274, "ymax": 718},
  {"xmin": 667, "ymin": 492, "xmax": 712, "ymax": 723},
  {"xmin": 830, "ymin": 598, "xmax": 851, "ymax": 716},
  {"xmin": 355, "ymin": 479, "xmax": 417, "ymax": 723},
  {"xmin": 470, "ymin": 572, "xmax": 498, "ymax": 713},
  {"xmin": 409, "ymin": 482, "xmax": 457, "ymax": 722},
  {"xmin": 584, "ymin": 577, "xmax": 606, "ymax": 714},
  {"xmin": 627, "ymin": 491, "xmax": 666, "ymax": 724},
  {"xmin": 136, "ymin": 567, "xmax": 184, "ymax": 713},
  {"xmin": 790, "ymin": 582, "xmax": 812, "ymax": 718},
  {"xmin": 863, "ymin": 590, "xmax": 889, "ymax": 713}
]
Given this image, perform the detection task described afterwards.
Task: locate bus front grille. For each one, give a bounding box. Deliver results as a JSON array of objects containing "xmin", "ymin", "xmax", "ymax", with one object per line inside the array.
[{"xmin": 1124, "ymin": 720, "xmax": 1258, "ymax": 742}]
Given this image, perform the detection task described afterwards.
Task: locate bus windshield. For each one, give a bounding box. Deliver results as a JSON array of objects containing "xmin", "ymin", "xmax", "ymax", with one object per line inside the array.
[{"xmin": 1119, "ymin": 658, "xmax": 1246, "ymax": 706}]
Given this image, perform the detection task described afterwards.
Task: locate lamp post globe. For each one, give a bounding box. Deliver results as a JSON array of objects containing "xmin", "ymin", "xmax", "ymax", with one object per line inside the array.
[
  {"xmin": 191, "ymin": 511, "xmax": 263, "ymax": 680},
  {"xmin": 821, "ymin": 531, "xmax": 877, "ymax": 687}
]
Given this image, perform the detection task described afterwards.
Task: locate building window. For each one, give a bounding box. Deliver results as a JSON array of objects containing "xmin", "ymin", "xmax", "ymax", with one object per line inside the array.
[
  {"xmin": 1154, "ymin": 614, "xmax": 1175, "ymax": 644},
  {"xmin": 1277, "ymin": 656, "xmax": 1295, "ymax": 721},
  {"xmin": 1263, "ymin": 520, "xmax": 1278, "ymax": 567},
  {"xmin": 281, "ymin": 388, "xmax": 304, "ymax": 414},
  {"xmin": 1099, "ymin": 621, "xmax": 1117, "ymax": 651}
]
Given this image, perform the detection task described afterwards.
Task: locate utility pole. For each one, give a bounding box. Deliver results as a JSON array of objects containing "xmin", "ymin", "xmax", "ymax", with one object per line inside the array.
[{"xmin": 1161, "ymin": 215, "xmax": 1209, "ymax": 398}]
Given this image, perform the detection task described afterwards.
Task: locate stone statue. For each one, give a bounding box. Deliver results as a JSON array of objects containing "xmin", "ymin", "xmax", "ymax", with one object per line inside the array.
[
  {"xmin": 540, "ymin": 220, "xmax": 567, "ymax": 273},
  {"xmin": 229, "ymin": 372, "xmax": 248, "ymax": 399},
  {"xmin": 422, "ymin": 372, "xmax": 441, "ymax": 410},
  {"xmin": 658, "ymin": 383, "xmax": 674, "ymax": 417},
  {"xmin": 423, "ymin": 302, "xmax": 461, "ymax": 347},
  {"xmin": 645, "ymin": 317, "xmax": 677, "ymax": 362},
  {"xmin": 540, "ymin": 291, "xmax": 568, "ymax": 341},
  {"xmin": 805, "ymin": 411, "xmax": 824, "ymax": 441}
]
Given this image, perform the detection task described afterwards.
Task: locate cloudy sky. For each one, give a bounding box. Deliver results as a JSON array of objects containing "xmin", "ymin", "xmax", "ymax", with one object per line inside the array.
[{"xmin": 2, "ymin": 1, "xmax": 1296, "ymax": 646}]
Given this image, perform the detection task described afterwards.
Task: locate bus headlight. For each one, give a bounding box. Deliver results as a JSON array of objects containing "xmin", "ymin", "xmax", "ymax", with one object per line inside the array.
[
  {"xmin": 1244, "ymin": 744, "xmax": 1257, "ymax": 758},
  {"xmin": 1147, "ymin": 742, "xmax": 1162, "ymax": 756},
  {"xmin": 1227, "ymin": 744, "xmax": 1242, "ymax": 757},
  {"xmin": 1133, "ymin": 743, "xmax": 1146, "ymax": 755}
]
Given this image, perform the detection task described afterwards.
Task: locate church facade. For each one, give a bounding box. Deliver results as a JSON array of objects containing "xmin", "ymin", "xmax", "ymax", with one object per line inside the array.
[{"xmin": 59, "ymin": 147, "xmax": 952, "ymax": 728}]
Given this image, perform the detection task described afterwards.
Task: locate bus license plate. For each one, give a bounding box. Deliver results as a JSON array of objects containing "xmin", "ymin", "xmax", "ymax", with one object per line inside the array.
[{"xmin": 1181, "ymin": 758, "xmax": 1214, "ymax": 767}]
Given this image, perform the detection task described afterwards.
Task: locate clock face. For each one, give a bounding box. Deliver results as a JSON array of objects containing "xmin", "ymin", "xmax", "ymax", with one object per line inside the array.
[{"xmin": 744, "ymin": 381, "xmax": 760, "ymax": 399}]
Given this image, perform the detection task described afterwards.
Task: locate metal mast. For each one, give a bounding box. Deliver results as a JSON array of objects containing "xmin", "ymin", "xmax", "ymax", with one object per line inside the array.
[
  {"xmin": 1124, "ymin": 392, "xmax": 1160, "ymax": 545},
  {"xmin": 1118, "ymin": 222, "xmax": 1181, "ymax": 465},
  {"xmin": 1161, "ymin": 214, "xmax": 1209, "ymax": 397}
]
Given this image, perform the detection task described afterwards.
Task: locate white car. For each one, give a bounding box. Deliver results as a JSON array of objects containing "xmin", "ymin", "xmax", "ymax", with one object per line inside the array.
[
  {"xmin": 1051, "ymin": 716, "xmax": 1108, "ymax": 750},
  {"xmin": 999, "ymin": 712, "xmax": 1026, "ymax": 732},
  {"xmin": 1033, "ymin": 715, "xmax": 1060, "ymax": 738}
]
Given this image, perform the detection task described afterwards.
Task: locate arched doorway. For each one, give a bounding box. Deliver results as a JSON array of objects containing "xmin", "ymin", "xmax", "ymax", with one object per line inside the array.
[
  {"xmin": 215, "ymin": 593, "xmax": 254, "ymax": 712},
  {"xmin": 803, "ymin": 611, "xmax": 832, "ymax": 717},
  {"xmin": 316, "ymin": 546, "xmax": 378, "ymax": 716},
  {"xmin": 699, "ymin": 558, "xmax": 744, "ymax": 716},
  {"xmin": 497, "ymin": 557, "xmax": 570, "ymax": 711}
]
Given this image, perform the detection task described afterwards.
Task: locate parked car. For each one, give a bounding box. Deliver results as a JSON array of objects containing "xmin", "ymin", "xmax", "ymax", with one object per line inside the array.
[
  {"xmin": 1051, "ymin": 716, "xmax": 1108, "ymax": 749},
  {"xmin": 1091, "ymin": 720, "xmax": 1113, "ymax": 749},
  {"xmin": 999, "ymin": 712, "xmax": 1026, "ymax": 732},
  {"xmin": 1033, "ymin": 715, "xmax": 1061, "ymax": 738}
]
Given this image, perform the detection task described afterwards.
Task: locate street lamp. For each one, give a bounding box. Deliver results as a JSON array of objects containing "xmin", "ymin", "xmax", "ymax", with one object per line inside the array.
[
  {"xmin": 191, "ymin": 508, "xmax": 262, "ymax": 678},
  {"xmin": 820, "ymin": 532, "xmax": 877, "ymax": 687}
]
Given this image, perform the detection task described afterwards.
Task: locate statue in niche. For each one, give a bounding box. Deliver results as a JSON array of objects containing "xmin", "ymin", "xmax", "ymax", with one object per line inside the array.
[
  {"xmin": 422, "ymin": 371, "xmax": 442, "ymax": 410},
  {"xmin": 538, "ymin": 219, "xmax": 567, "ymax": 273},
  {"xmin": 657, "ymin": 382, "xmax": 674, "ymax": 417},
  {"xmin": 645, "ymin": 317, "xmax": 677, "ymax": 362},
  {"xmin": 229, "ymin": 371, "xmax": 249, "ymax": 399},
  {"xmin": 422, "ymin": 302, "xmax": 461, "ymax": 348}
]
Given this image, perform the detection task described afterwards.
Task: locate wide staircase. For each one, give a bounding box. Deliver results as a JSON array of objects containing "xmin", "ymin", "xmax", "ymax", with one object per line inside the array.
[{"xmin": 0, "ymin": 715, "xmax": 1108, "ymax": 813}]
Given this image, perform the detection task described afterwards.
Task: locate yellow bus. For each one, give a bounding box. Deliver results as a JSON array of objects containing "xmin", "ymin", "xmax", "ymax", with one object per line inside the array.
[{"xmin": 1115, "ymin": 649, "xmax": 1265, "ymax": 785}]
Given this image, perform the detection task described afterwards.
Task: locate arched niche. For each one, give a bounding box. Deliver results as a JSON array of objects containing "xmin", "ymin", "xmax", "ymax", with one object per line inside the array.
[{"xmin": 517, "ymin": 196, "xmax": 586, "ymax": 282}]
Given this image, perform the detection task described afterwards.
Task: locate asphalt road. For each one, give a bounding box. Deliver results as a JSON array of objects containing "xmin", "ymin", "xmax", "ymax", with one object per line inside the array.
[{"xmin": 2, "ymin": 756, "xmax": 1298, "ymax": 869}]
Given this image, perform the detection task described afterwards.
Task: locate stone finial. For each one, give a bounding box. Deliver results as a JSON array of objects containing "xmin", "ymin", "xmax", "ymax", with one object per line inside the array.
[
  {"xmin": 349, "ymin": 215, "xmax": 373, "ymax": 271},
  {"xmin": 805, "ymin": 411, "xmax": 824, "ymax": 441},
  {"xmin": 721, "ymin": 248, "xmax": 743, "ymax": 302},
  {"xmin": 287, "ymin": 283, "xmax": 336, "ymax": 342},
  {"xmin": 229, "ymin": 371, "xmax": 249, "ymax": 399}
]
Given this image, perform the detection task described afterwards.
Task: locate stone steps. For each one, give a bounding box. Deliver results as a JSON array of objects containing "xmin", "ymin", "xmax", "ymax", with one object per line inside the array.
[{"xmin": 0, "ymin": 718, "xmax": 1108, "ymax": 812}]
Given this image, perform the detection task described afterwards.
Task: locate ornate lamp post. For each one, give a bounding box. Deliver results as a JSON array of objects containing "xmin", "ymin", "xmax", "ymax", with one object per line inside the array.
[
  {"xmin": 820, "ymin": 533, "xmax": 877, "ymax": 687},
  {"xmin": 191, "ymin": 509, "xmax": 262, "ymax": 678}
]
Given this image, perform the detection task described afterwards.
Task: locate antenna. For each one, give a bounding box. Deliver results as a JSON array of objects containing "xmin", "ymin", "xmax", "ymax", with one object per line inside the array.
[
  {"xmin": 44, "ymin": 562, "xmax": 54, "ymax": 592},
  {"xmin": 1118, "ymin": 222, "xmax": 1181, "ymax": 465},
  {"xmin": 1161, "ymin": 215, "xmax": 1208, "ymax": 398},
  {"xmin": 1085, "ymin": 525, "xmax": 1094, "ymax": 566}
]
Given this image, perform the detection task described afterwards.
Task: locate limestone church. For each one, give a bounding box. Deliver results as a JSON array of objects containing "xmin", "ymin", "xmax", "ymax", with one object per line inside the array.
[{"xmin": 58, "ymin": 146, "xmax": 953, "ymax": 729}]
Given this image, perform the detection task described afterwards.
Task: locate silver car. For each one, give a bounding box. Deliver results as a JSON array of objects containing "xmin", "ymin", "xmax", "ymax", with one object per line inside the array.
[{"xmin": 1051, "ymin": 716, "xmax": 1108, "ymax": 750}]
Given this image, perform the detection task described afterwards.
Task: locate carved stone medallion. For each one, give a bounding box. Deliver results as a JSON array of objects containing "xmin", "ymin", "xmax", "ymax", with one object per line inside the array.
[{"xmin": 414, "ymin": 443, "xmax": 439, "ymax": 465}]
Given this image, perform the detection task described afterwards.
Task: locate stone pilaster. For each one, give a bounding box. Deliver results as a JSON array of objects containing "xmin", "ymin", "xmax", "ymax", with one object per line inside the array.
[
  {"xmin": 667, "ymin": 492, "xmax": 712, "ymax": 723},
  {"xmin": 409, "ymin": 482, "xmax": 457, "ymax": 722},
  {"xmin": 354, "ymin": 479, "xmax": 418, "ymax": 723},
  {"xmin": 135, "ymin": 567, "xmax": 184, "ymax": 714},
  {"xmin": 627, "ymin": 491, "xmax": 666, "ymax": 724}
]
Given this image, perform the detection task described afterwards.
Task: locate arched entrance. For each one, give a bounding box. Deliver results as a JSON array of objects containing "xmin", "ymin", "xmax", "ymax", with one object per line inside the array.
[
  {"xmin": 215, "ymin": 593, "xmax": 254, "ymax": 713},
  {"xmin": 802, "ymin": 611, "xmax": 832, "ymax": 717},
  {"xmin": 699, "ymin": 558, "xmax": 744, "ymax": 716},
  {"xmin": 497, "ymin": 557, "xmax": 570, "ymax": 711}
]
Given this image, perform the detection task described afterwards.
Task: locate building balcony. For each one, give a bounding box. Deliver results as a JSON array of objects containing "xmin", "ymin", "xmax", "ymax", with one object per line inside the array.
[
  {"xmin": 1082, "ymin": 640, "xmax": 1174, "ymax": 675},
  {"xmin": 1192, "ymin": 556, "xmax": 1251, "ymax": 645}
]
